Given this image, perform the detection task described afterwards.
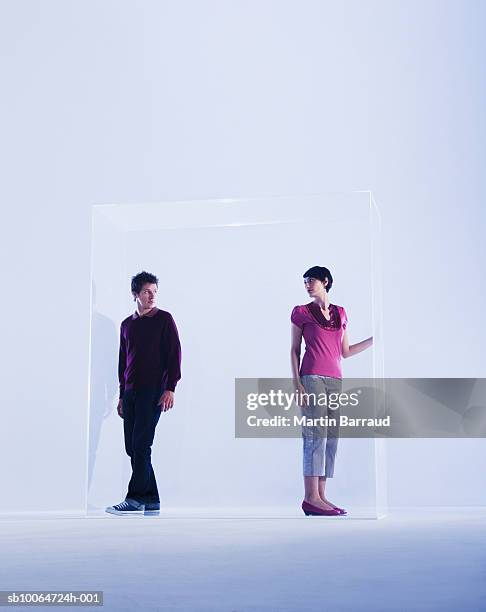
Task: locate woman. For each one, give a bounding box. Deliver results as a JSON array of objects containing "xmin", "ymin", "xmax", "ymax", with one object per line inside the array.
[{"xmin": 290, "ymin": 266, "xmax": 373, "ymax": 516}]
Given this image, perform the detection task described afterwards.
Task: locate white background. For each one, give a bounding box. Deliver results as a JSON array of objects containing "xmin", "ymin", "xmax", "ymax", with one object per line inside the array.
[{"xmin": 0, "ymin": 0, "xmax": 485, "ymax": 512}]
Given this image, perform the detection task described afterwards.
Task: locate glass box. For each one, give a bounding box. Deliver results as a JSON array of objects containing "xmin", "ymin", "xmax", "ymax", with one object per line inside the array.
[{"xmin": 88, "ymin": 193, "xmax": 386, "ymax": 518}]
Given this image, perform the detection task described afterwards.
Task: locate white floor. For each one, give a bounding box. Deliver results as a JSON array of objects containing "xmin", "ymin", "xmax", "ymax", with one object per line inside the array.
[{"xmin": 1, "ymin": 507, "xmax": 485, "ymax": 611}]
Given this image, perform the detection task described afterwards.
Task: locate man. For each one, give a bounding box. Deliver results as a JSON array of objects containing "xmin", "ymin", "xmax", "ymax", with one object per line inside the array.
[{"xmin": 106, "ymin": 271, "xmax": 181, "ymax": 516}]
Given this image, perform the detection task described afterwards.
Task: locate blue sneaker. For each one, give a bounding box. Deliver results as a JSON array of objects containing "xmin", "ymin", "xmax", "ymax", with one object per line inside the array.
[
  {"xmin": 144, "ymin": 502, "xmax": 160, "ymax": 516},
  {"xmin": 105, "ymin": 499, "xmax": 145, "ymax": 515}
]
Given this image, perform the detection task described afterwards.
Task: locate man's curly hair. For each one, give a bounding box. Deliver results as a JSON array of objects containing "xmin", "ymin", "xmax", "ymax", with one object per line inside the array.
[{"xmin": 131, "ymin": 271, "xmax": 158, "ymax": 295}]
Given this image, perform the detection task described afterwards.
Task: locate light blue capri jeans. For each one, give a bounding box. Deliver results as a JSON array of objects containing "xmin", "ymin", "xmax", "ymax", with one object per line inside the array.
[{"xmin": 300, "ymin": 374, "xmax": 343, "ymax": 478}]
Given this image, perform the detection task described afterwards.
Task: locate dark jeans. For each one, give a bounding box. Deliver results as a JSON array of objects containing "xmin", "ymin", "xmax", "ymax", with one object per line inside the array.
[{"xmin": 122, "ymin": 385, "xmax": 164, "ymax": 505}]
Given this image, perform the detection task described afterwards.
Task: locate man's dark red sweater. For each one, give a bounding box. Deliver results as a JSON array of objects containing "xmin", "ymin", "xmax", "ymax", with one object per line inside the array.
[{"xmin": 118, "ymin": 306, "xmax": 181, "ymax": 398}]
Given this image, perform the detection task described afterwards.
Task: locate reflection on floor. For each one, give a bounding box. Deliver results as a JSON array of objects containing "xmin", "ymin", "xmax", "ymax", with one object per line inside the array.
[{"xmin": 1, "ymin": 507, "xmax": 485, "ymax": 611}]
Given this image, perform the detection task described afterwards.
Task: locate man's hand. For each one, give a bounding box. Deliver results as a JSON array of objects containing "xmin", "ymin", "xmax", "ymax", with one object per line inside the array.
[
  {"xmin": 158, "ymin": 390, "xmax": 175, "ymax": 412},
  {"xmin": 117, "ymin": 399, "xmax": 124, "ymax": 418}
]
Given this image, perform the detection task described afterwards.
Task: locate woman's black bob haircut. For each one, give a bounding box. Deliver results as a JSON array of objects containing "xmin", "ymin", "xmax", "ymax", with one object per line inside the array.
[{"xmin": 303, "ymin": 266, "xmax": 333, "ymax": 292}]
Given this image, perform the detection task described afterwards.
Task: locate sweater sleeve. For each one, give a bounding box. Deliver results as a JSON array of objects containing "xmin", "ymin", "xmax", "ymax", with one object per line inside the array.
[
  {"xmin": 118, "ymin": 323, "xmax": 127, "ymax": 399},
  {"xmin": 163, "ymin": 313, "xmax": 182, "ymax": 392}
]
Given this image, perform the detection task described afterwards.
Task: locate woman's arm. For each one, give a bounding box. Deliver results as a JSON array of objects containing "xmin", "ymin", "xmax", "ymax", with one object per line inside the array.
[
  {"xmin": 341, "ymin": 330, "xmax": 373, "ymax": 359},
  {"xmin": 290, "ymin": 323, "xmax": 304, "ymax": 385}
]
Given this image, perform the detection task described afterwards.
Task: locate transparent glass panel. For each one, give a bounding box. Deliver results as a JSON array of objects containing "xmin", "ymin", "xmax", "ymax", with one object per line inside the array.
[{"xmin": 88, "ymin": 193, "xmax": 386, "ymax": 518}]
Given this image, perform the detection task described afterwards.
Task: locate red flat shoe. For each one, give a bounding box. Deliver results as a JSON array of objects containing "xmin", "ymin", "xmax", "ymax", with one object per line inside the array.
[
  {"xmin": 302, "ymin": 501, "xmax": 341, "ymax": 516},
  {"xmin": 332, "ymin": 506, "xmax": 348, "ymax": 515}
]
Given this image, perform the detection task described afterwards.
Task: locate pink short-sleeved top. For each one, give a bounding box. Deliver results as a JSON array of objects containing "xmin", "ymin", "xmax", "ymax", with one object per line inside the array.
[{"xmin": 291, "ymin": 302, "xmax": 348, "ymax": 380}]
